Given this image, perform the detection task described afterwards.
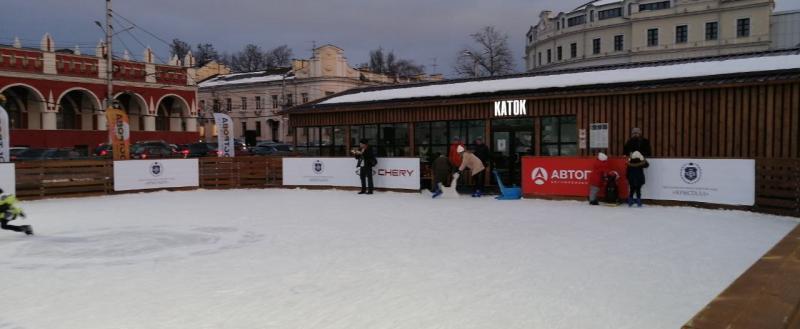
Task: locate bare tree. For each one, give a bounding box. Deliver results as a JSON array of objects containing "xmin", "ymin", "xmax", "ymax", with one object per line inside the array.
[
  {"xmin": 266, "ymin": 45, "xmax": 293, "ymax": 68},
  {"xmin": 367, "ymin": 47, "xmax": 425, "ymax": 78},
  {"xmin": 169, "ymin": 38, "xmax": 192, "ymax": 60},
  {"xmin": 230, "ymin": 44, "xmax": 268, "ymax": 72},
  {"xmin": 455, "ymin": 26, "xmax": 515, "ymax": 78},
  {"xmin": 194, "ymin": 43, "xmax": 219, "ymax": 67}
]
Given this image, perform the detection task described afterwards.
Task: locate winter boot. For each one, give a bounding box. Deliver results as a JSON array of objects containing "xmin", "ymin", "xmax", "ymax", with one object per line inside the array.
[
  {"xmin": 432, "ymin": 190, "xmax": 442, "ymax": 198},
  {"xmin": 627, "ymin": 196, "xmax": 633, "ymax": 207},
  {"xmin": 471, "ymin": 190, "xmax": 482, "ymax": 198},
  {"xmin": 636, "ymin": 197, "xmax": 642, "ymax": 207},
  {"xmin": 22, "ymin": 225, "xmax": 33, "ymax": 236},
  {"xmin": 589, "ymin": 200, "xmax": 599, "ymax": 206}
]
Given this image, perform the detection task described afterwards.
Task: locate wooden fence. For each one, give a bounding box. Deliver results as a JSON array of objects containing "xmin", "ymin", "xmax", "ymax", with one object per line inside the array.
[
  {"xmin": 755, "ymin": 158, "xmax": 800, "ymax": 217},
  {"xmin": 7, "ymin": 157, "xmax": 800, "ymax": 218}
]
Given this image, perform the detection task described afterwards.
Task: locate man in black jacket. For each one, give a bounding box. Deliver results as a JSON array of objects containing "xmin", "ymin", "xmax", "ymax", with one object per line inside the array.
[
  {"xmin": 623, "ymin": 127, "xmax": 652, "ymax": 157},
  {"xmin": 472, "ymin": 137, "xmax": 490, "ymax": 166},
  {"xmin": 352, "ymin": 139, "xmax": 376, "ymax": 194}
]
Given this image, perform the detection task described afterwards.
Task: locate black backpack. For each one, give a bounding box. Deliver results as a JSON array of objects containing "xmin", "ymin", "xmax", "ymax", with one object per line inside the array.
[{"xmin": 605, "ymin": 174, "xmax": 619, "ymax": 204}]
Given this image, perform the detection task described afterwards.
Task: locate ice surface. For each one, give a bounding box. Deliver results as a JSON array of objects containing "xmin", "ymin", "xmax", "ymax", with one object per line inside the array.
[
  {"xmin": 319, "ymin": 55, "xmax": 800, "ymax": 105},
  {"xmin": 0, "ymin": 189, "xmax": 795, "ymax": 329}
]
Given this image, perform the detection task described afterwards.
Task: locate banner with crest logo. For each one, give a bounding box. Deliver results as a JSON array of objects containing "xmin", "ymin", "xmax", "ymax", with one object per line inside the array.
[
  {"xmin": 113, "ymin": 159, "xmax": 199, "ymax": 191},
  {"xmin": 105, "ymin": 108, "xmax": 131, "ymax": 160}
]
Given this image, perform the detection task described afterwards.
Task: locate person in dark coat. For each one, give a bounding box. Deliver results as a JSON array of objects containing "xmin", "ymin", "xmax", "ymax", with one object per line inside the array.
[
  {"xmin": 623, "ymin": 127, "xmax": 652, "ymax": 157},
  {"xmin": 351, "ymin": 139, "xmax": 376, "ymax": 194},
  {"xmin": 472, "ymin": 137, "xmax": 490, "ymax": 166},
  {"xmin": 626, "ymin": 151, "xmax": 649, "ymax": 207},
  {"xmin": 430, "ymin": 153, "xmax": 451, "ymax": 198}
]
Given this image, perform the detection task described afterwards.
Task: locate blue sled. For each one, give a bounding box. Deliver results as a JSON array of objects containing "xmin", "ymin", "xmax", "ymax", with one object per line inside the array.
[{"xmin": 493, "ymin": 170, "xmax": 522, "ymax": 200}]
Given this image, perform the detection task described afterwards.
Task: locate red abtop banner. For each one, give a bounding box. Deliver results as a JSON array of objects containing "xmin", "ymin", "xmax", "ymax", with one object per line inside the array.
[{"xmin": 521, "ymin": 156, "xmax": 629, "ymax": 198}]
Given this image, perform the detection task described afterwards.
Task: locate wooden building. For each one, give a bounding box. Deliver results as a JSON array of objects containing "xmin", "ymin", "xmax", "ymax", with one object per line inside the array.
[{"xmin": 286, "ymin": 50, "xmax": 800, "ymax": 186}]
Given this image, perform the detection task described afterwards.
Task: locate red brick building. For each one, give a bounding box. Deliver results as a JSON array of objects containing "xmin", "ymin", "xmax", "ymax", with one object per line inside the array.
[{"xmin": 0, "ymin": 33, "xmax": 199, "ymax": 149}]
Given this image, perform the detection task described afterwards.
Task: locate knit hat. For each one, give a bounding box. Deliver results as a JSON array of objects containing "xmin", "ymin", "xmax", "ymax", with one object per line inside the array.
[
  {"xmin": 631, "ymin": 151, "xmax": 644, "ymax": 161},
  {"xmin": 457, "ymin": 145, "xmax": 465, "ymax": 153},
  {"xmin": 359, "ymin": 138, "xmax": 368, "ymax": 145},
  {"xmin": 631, "ymin": 127, "xmax": 642, "ymax": 135},
  {"xmin": 598, "ymin": 152, "xmax": 608, "ymax": 161}
]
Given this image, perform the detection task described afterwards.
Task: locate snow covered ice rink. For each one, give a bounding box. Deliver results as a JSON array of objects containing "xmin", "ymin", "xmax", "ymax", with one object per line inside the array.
[{"xmin": 0, "ymin": 189, "xmax": 796, "ymax": 329}]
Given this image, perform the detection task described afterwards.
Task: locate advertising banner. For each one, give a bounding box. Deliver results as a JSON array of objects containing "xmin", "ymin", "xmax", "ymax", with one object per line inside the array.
[
  {"xmin": 642, "ymin": 159, "xmax": 755, "ymax": 206},
  {"xmin": 522, "ymin": 156, "xmax": 629, "ymax": 198},
  {"xmin": 0, "ymin": 163, "xmax": 14, "ymax": 195},
  {"xmin": 114, "ymin": 159, "xmax": 199, "ymax": 191},
  {"xmin": 283, "ymin": 158, "xmax": 420, "ymax": 190},
  {"xmin": 105, "ymin": 108, "xmax": 131, "ymax": 160},
  {"xmin": 213, "ymin": 113, "xmax": 235, "ymax": 157},
  {"xmin": 0, "ymin": 104, "xmax": 9, "ymax": 163}
]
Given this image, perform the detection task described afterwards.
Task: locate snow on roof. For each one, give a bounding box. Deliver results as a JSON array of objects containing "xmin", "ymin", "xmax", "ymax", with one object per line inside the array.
[
  {"xmin": 199, "ymin": 72, "xmax": 292, "ymax": 88},
  {"xmin": 318, "ymin": 54, "xmax": 800, "ymax": 106},
  {"xmin": 574, "ymin": 0, "xmax": 623, "ymax": 11}
]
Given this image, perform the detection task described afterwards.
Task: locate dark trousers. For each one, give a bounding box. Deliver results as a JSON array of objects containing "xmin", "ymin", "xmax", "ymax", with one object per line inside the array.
[
  {"xmin": 360, "ymin": 166, "xmax": 374, "ymax": 192},
  {"xmin": 629, "ymin": 185, "xmax": 642, "ymax": 200},
  {"xmin": 474, "ymin": 171, "xmax": 485, "ymax": 192},
  {"xmin": 1, "ymin": 219, "xmax": 25, "ymax": 233}
]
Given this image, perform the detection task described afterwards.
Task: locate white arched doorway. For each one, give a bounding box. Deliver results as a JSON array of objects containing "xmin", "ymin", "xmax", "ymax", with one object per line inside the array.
[
  {"xmin": 56, "ymin": 88, "xmax": 102, "ymax": 130},
  {"xmin": 156, "ymin": 95, "xmax": 193, "ymax": 132},
  {"xmin": 115, "ymin": 92, "xmax": 148, "ymax": 131},
  {"xmin": 0, "ymin": 84, "xmax": 46, "ymax": 129}
]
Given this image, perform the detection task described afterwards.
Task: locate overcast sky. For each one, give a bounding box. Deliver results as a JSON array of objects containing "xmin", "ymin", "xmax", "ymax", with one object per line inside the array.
[{"xmin": 2, "ymin": 0, "xmax": 798, "ymax": 77}]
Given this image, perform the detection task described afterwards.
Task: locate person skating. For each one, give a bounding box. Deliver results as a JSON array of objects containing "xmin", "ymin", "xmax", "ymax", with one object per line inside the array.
[
  {"xmin": 588, "ymin": 153, "xmax": 610, "ymax": 205},
  {"xmin": 626, "ymin": 151, "xmax": 649, "ymax": 207},
  {"xmin": 455, "ymin": 145, "xmax": 486, "ymax": 197},
  {"xmin": 431, "ymin": 153, "xmax": 451, "ymax": 198},
  {"xmin": 351, "ymin": 139, "xmax": 377, "ymax": 195},
  {"xmin": 0, "ymin": 188, "xmax": 32, "ymax": 235},
  {"xmin": 472, "ymin": 137, "xmax": 490, "ymax": 167},
  {"xmin": 623, "ymin": 127, "xmax": 652, "ymax": 157}
]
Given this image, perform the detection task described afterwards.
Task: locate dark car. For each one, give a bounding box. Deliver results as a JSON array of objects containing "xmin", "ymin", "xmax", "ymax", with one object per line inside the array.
[
  {"xmin": 15, "ymin": 148, "xmax": 83, "ymax": 161},
  {"xmin": 186, "ymin": 142, "xmax": 218, "ymax": 158},
  {"xmin": 131, "ymin": 140, "xmax": 178, "ymax": 159},
  {"xmin": 9, "ymin": 147, "xmax": 29, "ymax": 161},
  {"xmin": 252, "ymin": 143, "xmax": 294, "ymax": 156}
]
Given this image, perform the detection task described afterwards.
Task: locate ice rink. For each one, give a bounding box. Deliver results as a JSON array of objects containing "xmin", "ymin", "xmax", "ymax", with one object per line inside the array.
[{"xmin": 0, "ymin": 189, "xmax": 796, "ymax": 329}]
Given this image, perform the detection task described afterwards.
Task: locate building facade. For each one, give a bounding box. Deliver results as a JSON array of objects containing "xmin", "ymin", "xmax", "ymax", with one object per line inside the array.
[
  {"xmin": 525, "ymin": 0, "xmax": 778, "ymax": 72},
  {"xmin": 0, "ymin": 33, "xmax": 199, "ymax": 148},
  {"xmin": 197, "ymin": 45, "xmax": 441, "ymax": 143},
  {"xmin": 287, "ymin": 50, "xmax": 800, "ymax": 187}
]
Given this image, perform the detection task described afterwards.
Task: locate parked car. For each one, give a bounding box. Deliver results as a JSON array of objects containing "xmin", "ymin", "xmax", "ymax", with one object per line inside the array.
[
  {"xmin": 9, "ymin": 147, "xmax": 29, "ymax": 161},
  {"xmin": 131, "ymin": 140, "xmax": 179, "ymax": 159},
  {"xmin": 14, "ymin": 148, "xmax": 83, "ymax": 161},
  {"xmin": 252, "ymin": 143, "xmax": 294, "ymax": 156},
  {"xmin": 186, "ymin": 142, "xmax": 218, "ymax": 158}
]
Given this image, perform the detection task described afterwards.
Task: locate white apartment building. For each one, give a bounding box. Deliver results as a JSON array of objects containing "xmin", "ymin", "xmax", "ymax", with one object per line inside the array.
[{"xmin": 525, "ymin": 0, "xmax": 785, "ymax": 72}]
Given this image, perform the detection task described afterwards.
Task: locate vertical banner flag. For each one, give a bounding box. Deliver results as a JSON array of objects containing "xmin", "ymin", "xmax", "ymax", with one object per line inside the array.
[
  {"xmin": 0, "ymin": 103, "xmax": 10, "ymax": 163},
  {"xmin": 213, "ymin": 112, "xmax": 235, "ymax": 157},
  {"xmin": 105, "ymin": 107, "xmax": 131, "ymax": 160}
]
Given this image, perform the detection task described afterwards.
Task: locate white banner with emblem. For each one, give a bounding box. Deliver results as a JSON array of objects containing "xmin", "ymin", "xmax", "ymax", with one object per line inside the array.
[
  {"xmin": 0, "ymin": 163, "xmax": 14, "ymax": 195},
  {"xmin": 642, "ymin": 159, "xmax": 755, "ymax": 206},
  {"xmin": 283, "ymin": 158, "xmax": 420, "ymax": 190},
  {"xmin": 114, "ymin": 159, "xmax": 199, "ymax": 191}
]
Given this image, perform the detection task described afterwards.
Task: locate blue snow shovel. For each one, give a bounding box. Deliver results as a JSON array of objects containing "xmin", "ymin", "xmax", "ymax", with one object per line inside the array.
[{"xmin": 493, "ymin": 170, "xmax": 522, "ymax": 200}]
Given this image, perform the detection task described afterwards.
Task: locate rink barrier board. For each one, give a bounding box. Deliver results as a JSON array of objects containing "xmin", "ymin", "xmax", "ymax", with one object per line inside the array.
[
  {"xmin": 5, "ymin": 157, "xmax": 800, "ymax": 217},
  {"xmin": 682, "ymin": 224, "xmax": 800, "ymax": 329}
]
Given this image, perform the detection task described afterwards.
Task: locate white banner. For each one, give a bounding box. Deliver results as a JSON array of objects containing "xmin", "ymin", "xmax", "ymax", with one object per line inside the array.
[
  {"xmin": 0, "ymin": 104, "xmax": 9, "ymax": 163},
  {"xmin": 0, "ymin": 163, "xmax": 14, "ymax": 195},
  {"xmin": 283, "ymin": 158, "xmax": 420, "ymax": 190},
  {"xmin": 114, "ymin": 159, "xmax": 199, "ymax": 191},
  {"xmin": 213, "ymin": 113, "xmax": 235, "ymax": 157},
  {"xmin": 642, "ymin": 159, "xmax": 755, "ymax": 206}
]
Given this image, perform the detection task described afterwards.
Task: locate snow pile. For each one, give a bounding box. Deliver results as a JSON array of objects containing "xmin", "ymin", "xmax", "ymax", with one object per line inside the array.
[
  {"xmin": 320, "ymin": 54, "xmax": 800, "ymax": 105},
  {"xmin": 199, "ymin": 74, "xmax": 291, "ymax": 88},
  {"xmin": 0, "ymin": 189, "xmax": 795, "ymax": 329}
]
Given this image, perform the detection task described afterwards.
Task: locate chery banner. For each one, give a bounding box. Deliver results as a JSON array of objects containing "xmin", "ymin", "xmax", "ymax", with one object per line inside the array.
[
  {"xmin": 522, "ymin": 156, "xmax": 628, "ymax": 198},
  {"xmin": 283, "ymin": 158, "xmax": 420, "ymax": 190}
]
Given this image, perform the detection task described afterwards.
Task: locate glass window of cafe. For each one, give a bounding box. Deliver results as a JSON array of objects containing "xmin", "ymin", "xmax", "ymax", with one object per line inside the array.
[
  {"xmin": 294, "ymin": 126, "xmax": 348, "ymax": 156},
  {"xmin": 350, "ymin": 124, "xmax": 410, "ymax": 157},
  {"xmin": 540, "ymin": 116, "xmax": 578, "ymax": 156},
  {"xmin": 415, "ymin": 120, "xmax": 484, "ymax": 163}
]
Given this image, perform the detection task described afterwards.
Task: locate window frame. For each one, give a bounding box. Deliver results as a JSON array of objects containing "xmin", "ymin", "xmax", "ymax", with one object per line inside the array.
[
  {"xmin": 737, "ymin": 18, "xmax": 751, "ymax": 38},
  {"xmin": 675, "ymin": 25, "xmax": 688, "ymax": 44},
  {"xmin": 705, "ymin": 21, "xmax": 719, "ymax": 41},
  {"xmin": 614, "ymin": 35, "xmax": 624, "ymax": 51},
  {"xmin": 647, "ymin": 28, "xmax": 659, "ymax": 47},
  {"xmin": 540, "ymin": 116, "xmax": 578, "ymax": 156},
  {"xmin": 592, "ymin": 38, "xmax": 601, "ymax": 55}
]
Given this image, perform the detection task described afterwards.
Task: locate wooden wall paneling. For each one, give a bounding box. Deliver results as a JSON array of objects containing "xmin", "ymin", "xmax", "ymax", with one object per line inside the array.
[
  {"xmin": 694, "ymin": 90, "xmax": 703, "ymax": 157},
  {"xmin": 781, "ymin": 84, "xmax": 792, "ymax": 158},
  {"xmin": 669, "ymin": 91, "xmax": 678, "ymax": 156},
  {"xmin": 773, "ymin": 85, "xmax": 784, "ymax": 158},
  {"xmin": 757, "ymin": 85, "xmax": 767, "ymax": 157},
  {"xmin": 646, "ymin": 93, "xmax": 655, "ymax": 156},
  {"xmin": 792, "ymin": 84, "xmax": 800, "ymax": 158},
  {"xmin": 677, "ymin": 91, "xmax": 686, "ymax": 156},
  {"xmin": 765, "ymin": 85, "xmax": 775, "ymax": 158},
  {"xmin": 747, "ymin": 87, "xmax": 757, "ymax": 158},
  {"xmin": 614, "ymin": 95, "xmax": 623, "ymax": 155},
  {"xmin": 653, "ymin": 92, "xmax": 662, "ymax": 156},
  {"xmin": 734, "ymin": 88, "xmax": 743, "ymax": 157},
  {"xmin": 718, "ymin": 88, "xmax": 728, "ymax": 157}
]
